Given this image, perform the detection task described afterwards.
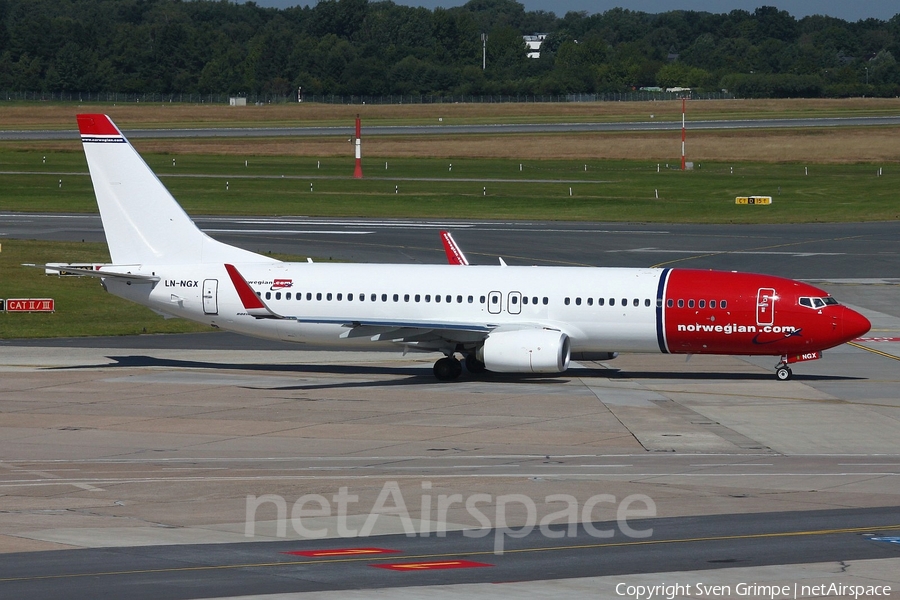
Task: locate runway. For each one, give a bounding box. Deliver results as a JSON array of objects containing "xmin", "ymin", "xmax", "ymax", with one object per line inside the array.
[
  {"xmin": 3, "ymin": 115, "xmax": 900, "ymax": 141},
  {"xmin": 1, "ymin": 218, "xmax": 899, "ymax": 598},
  {"xmin": 3, "ymin": 213, "xmax": 899, "ymax": 281},
  {"xmin": 1, "ymin": 508, "xmax": 898, "ymax": 600}
]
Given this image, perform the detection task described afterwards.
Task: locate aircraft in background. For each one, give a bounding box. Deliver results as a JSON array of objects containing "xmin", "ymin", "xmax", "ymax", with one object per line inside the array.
[{"xmin": 45, "ymin": 114, "xmax": 870, "ymax": 381}]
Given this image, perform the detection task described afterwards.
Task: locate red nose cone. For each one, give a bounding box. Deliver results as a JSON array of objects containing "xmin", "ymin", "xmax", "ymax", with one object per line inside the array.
[{"xmin": 842, "ymin": 306, "xmax": 871, "ymax": 341}]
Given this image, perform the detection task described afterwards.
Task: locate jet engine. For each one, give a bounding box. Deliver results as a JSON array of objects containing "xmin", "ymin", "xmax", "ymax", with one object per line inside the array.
[{"xmin": 477, "ymin": 328, "xmax": 571, "ymax": 373}]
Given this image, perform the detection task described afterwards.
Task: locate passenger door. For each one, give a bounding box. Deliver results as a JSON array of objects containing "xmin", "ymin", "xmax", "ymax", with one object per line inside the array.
[
  {"xmin": 507, "ymin": 291, "xmax": 522, "ymax": 315},
  {"xmin": 203, "ymin": 279, "xmax": 218, "ymax": 315},
  {"xmin": 488, "ymin": 291, "xmax": 502, "ymax": 315},
  {"xmin": 756, "ymin": 287, "xmax": 775, "ymax": 326}
]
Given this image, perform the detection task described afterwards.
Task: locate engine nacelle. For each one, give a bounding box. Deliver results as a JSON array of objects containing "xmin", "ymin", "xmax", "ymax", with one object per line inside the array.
[{"xmin": 477, "ymin": 328, "xmax": 571, "ymax": 373}]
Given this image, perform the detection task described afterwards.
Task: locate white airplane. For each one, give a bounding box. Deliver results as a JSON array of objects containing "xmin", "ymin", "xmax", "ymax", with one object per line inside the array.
[{"xmin": 50, "ymin": 114, "xmax": 870, "ymax": 381}]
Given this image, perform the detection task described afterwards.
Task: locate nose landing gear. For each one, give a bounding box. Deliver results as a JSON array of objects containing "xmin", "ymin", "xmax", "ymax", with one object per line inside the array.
[
  {"xmin": 775, "ymin": 355, "xmax": 793, "ymax": 381},
  {"xmin": 774, "ymin": 351, "xmax": 822, "ymax": 380},
  {"xmin": 775, "ymin": 364, "xmax": 793, "ymax": 381}
]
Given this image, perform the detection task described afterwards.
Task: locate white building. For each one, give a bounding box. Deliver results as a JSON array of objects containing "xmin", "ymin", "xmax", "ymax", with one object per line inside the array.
[{"xmin": 524, "ymin": 34, "xmax": 547, "ymax": 59}]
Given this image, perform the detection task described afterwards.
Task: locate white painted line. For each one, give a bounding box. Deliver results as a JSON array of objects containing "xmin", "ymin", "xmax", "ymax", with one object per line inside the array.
[{"xmin": 203, "ymin": 229, "xmax": 374, "ymax": 235}]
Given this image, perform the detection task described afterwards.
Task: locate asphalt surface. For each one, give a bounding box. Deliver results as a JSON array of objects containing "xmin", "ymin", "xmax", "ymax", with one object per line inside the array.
[
  {"xmin": 2, "ymin": 216, "xmax": 899, "ymax": 598},
  {"xmin": 3, "ymin": 115, "xmax": 900, "ymax": 141},
  {"xmin": 1, "ymin": 508, "xmax": 898, "ymax": 600},
  {"xmin": 3, "ymin": 212, "xmax": 898, "ymax": 280}
]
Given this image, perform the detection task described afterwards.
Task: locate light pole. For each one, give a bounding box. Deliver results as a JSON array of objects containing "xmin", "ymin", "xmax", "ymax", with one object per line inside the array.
[
  {"xmin": 865, "ymin": 66, "xmax": 869, "ymax": 85},
  {"xmin": 482, "ymin": 33, "xmax": 488, "ymax": 70}
]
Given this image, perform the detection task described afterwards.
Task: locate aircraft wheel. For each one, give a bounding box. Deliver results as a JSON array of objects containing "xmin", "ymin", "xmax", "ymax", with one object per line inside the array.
[
  {"xmin": 465, "ymin": 354, "xmax": 487, "ymax": 374},
  {"xmin": 434, "ymin": 356, "xmax": 462, "ymax": 381},
  {"xmin": 775, "ymin": 366, "xmax": 792, "ymax": 381}
]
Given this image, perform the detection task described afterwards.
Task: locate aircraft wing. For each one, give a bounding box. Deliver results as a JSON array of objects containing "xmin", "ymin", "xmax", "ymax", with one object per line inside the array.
[{"xmin": 296, "ymin": 318, "xmax": 493, "ymax": 343}]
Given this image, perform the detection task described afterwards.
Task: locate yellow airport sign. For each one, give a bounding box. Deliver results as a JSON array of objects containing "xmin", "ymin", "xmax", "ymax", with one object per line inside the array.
[{"xmin": 735, "ymin": 196, "xmax": 772, "ymax": 205}]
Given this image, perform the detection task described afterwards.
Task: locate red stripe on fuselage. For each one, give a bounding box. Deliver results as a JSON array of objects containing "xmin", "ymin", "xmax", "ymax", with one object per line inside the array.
[{"xmin": 662, "ymin": 269, "xmax": 865, "ymax": 355}]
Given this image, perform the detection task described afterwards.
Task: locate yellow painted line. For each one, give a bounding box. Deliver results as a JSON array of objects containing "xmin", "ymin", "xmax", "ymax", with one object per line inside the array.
[
  {"xmin": 848, "ymin": 342, "xmax": 900, "ymax": 362},
  {"xmin": 1, "ymin": 523, "xmax": 898, "ymax": 584},
  {"xmin": 297, "ymin": 548, "xmax": 393, "ymax": 557}
]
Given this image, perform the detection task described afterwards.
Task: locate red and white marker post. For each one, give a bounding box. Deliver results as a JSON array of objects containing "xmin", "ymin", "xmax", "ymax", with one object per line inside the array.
[
  {"xmin": 353, "ymin": 114, "xmax": 363, "ymax": 179},
  {"xmin": 680, "ymin": 97, "xmax": 686, "ymax": 171}
]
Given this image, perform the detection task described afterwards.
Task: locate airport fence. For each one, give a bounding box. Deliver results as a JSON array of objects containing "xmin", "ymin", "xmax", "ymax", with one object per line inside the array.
[{"xmin": 1, "ymin": 90, "xmax": 735, "ymax": 104}]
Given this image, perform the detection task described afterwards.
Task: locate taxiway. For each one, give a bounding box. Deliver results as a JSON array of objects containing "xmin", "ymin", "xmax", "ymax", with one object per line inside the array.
[{"xmin": 0, "ymin": 219, "xmax": 898, "ymax": 598}]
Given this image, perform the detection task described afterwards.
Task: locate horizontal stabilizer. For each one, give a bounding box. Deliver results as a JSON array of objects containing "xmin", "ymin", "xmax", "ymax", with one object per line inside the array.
[{"xmin": 24, "ymin": 263, "xmax": 160, "ymax": 282}]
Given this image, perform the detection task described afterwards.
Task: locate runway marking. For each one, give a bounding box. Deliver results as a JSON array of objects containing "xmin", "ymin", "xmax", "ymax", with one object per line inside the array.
[
  {"xmin": 204, "ymin": 229, "xmax": 374, "ymax": 235},
  {"xmin": 690, "ymin": 463, "xmax": 773, "ymax": 467},
  {"xmin": 284, "ymin": 548, "xmax": 400, "ymax": 557},
  {"xmin": 6, "ymin": 453, "xmax": 899, "ymax": 465},
  {"xmin": 1, "ymin": 523, "xmax": 898, "ymax": 584},
  {"xmin": 2, "ymin": 470, "xmax": 900, "ymax": 489},
  {"xmin": 625, "ymin": 248, "xmax": 843, "ymax": 257},
  {"xmin": 648, "ymin": 235, "xmax": 868, "ymax": 268},
  {"xmin": 3, "ymin": 465, "xmax": 900, "ymax": 489},
  {"xmin": 0, "ymin": 463, "xmax": 106, "ymax": 493},
  {"xmin": 848, "ymin": 342, "xmax": 900, "ymax": 362},
  {"xmin": 373, "ymin": 560, "xmax": 492, "ymax": 571}
]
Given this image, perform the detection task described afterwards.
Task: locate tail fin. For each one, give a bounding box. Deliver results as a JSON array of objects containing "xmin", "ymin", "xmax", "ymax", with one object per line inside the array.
[{"xmin": 77, "ymin": 114, "xmax": 274, "ymax": 265}]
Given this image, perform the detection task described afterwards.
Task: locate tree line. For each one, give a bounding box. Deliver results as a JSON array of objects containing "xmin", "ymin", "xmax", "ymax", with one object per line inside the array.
[{"xmin": 1, "ymin": 0, "xmax": 898, "ymax": 99}]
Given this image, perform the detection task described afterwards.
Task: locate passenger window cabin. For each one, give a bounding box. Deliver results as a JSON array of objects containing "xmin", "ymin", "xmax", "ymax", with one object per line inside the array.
[{"xmin": 249, "ymin": 287, "xmax": 624, "ymax": 314}]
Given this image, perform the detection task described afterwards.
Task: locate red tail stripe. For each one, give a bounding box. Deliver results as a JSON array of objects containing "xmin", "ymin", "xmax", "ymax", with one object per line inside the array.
[{"xmin": 76, "ymin": 114, "xmax": 121, "ymax": 136}]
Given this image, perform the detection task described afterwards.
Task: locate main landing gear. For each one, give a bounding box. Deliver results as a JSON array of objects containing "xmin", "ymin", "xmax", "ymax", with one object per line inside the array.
[
  {"xmin": 433, "ymin": 353, "xmax": 487, "ymax": 381},
  {"xmin": 465, "ymin": 353, "xmax": 487, "ymax": 374},
  {"xmin": 433, "ymin": 356, "xmax": 462, "ymax": 381}
]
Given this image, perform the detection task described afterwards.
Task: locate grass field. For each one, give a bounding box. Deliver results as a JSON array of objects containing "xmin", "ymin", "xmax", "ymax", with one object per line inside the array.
[
  {"xmin": 14, "ymin": 127, "xmax": 900, "ymax": 163},
  {"xmin": 1, "ymin": 149, "xmax": 897, "ymax": 222},
  {"xmin": 0, "ymin": 240, "xmax": 210, "ymax": 338},
  {"xmin": 1, "ymin": 99, "xmax": 897, "ymax": 338},
  {"xmin": 0, "ymin": 240, "xmax": 315, "ymax": 339},
  {"xmin": 3, "ymin": 98, "xmax": 900, "ymax": 130}
]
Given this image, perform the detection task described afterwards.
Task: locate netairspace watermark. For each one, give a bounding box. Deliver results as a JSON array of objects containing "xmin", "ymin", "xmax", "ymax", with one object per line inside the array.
[
  {"xmin": 615, "ymin": 582, "xmax": 892, "ymax": 600},
  {"xmin": 245, "ymin": 481, "xmax": 656, "ymax": 554}
]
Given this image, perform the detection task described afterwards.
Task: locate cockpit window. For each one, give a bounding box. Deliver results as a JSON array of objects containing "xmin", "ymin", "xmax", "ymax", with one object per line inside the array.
[{"xmin": 800, "ymin": 296, "xmax": 839, "ymax": 309}]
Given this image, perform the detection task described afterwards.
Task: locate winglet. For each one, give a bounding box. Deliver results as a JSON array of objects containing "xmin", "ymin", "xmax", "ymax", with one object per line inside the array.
[
  {"xmin": 224, "ymin": 264, "xmax": 283, "ymax": 319},
  {"xmin": 440, "ymin": 231, "xmax": 469, "ymax": 266}
]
